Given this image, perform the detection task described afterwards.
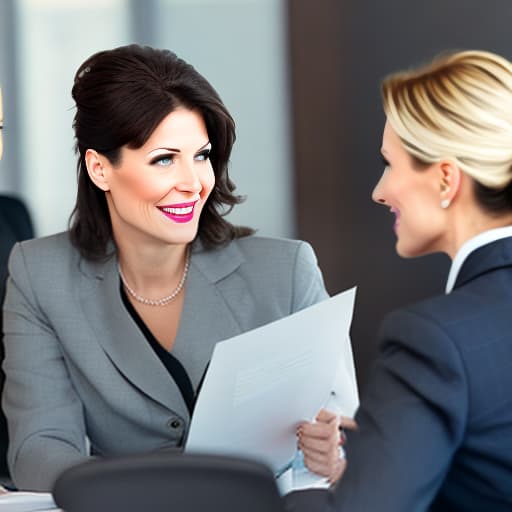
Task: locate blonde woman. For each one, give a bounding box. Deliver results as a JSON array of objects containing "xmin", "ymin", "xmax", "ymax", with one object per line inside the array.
[{"xmin": 287, "ymin": 50, "xmax": 512, "ymax": 511}]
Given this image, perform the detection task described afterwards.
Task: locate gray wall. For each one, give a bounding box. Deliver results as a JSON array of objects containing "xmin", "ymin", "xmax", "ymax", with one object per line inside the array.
[{"xmin": 289, "ymin": 0, "xmax": 512, "ymax": 390}]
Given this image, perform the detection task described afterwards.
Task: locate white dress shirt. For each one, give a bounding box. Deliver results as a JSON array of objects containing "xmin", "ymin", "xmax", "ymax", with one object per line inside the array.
[{"xmin": 445, "ymin": 225, "xmax": 512, "ymax": 293}]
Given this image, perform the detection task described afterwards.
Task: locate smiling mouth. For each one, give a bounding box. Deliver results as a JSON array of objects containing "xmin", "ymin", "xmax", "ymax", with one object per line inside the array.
[
  {"xmin": 157, "ymin": 201, "xmax": 197, "ymax": 223},
  {"xmin": 162, "ymin": 205, "xmax": 193, "ymax": 215},
  {"xmin": 390, "ymin": 207, "xmax": 400, "ymax": 229}
]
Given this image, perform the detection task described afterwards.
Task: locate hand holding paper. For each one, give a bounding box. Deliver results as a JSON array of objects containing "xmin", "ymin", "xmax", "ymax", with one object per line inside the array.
[
  {"xmin": 297, "ymin": 409, "xmax": 342, "ymax": 480},
  {"xmin": 186, "ymin": 287, "xmax": 359, "ymax": 485}
]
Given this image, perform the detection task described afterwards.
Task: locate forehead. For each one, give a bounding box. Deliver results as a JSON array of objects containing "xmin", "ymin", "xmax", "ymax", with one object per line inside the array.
[
  {"xmin": 382, "ymin": 120, "xmax": 413, "ymax": 163},
  {"xmin": 143, "ymin": 107, "xmax": 208, "ymax": 149},
  {"xmin": 382, "ymin": 120, "xmax": 400, "ymax": 148}
]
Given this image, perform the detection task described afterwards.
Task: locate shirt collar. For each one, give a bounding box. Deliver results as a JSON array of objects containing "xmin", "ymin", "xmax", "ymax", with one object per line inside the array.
[{"xmin": 445, "ymin": 225, "xmax": 512, "ymax": 294}]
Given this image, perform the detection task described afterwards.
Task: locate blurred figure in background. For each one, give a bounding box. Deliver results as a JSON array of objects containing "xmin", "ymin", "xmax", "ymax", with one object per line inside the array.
[
  {"xmin": 287, "ymin": 50, "xmax": 512, "ymax": 511},
  {"xmin": 0, "ymin": 87, "xmax": 34, "ymax": 483},
  {"xmin": 2, "ymin": 45, "xmax": 343, "ymax": 491}
]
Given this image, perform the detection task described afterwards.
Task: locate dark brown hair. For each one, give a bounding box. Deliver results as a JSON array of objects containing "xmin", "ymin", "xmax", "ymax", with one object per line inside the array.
[{"xmin": 69, "ymin": 44, "xmax": 253, "ymax": 260}]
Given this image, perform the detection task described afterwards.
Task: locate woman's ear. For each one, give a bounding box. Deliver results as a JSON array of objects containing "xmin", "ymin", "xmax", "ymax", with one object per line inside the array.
[
  {"xmin": 439, "ymin": 159, "xmax": 461, "ymax": 209},
  {"xmin": 85, "ymin": 149, "xmax": 110, "ymax": 191}
]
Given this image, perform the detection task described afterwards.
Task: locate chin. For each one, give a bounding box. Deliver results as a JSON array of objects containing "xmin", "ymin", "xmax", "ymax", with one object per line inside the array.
[
  {"xmin": 395, "ymin": 241, "xmax": 426, "ymax": 259},
  {"xmin": 396, "ymin": 240, "xmax": 438, "ymax": 259},
  {"xmin": 173, "ymin": 226, "xmax": 201, "ymax": 245}
]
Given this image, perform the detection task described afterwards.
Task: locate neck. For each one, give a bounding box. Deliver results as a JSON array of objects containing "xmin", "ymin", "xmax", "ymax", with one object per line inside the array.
[
  {"xmin": 445, "ymin": 211, "xmax": 512, "ymax": 259},
  {"xmin": 116, "ymin": 240, "xmax": 190, "ymax": 297}
]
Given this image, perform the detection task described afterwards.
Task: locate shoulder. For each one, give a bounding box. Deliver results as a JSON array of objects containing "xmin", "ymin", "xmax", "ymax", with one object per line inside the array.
[
  {"xmin": 376, "ymin": 287, "xmax": 500, "ymax": 396},
  {"xmin": 226, "ymin": 234, "xmax": 309, "ymax": 251},
  {"xmin": 379, "ymin": 293, "xmax": 467, "ymax": 361},
  {"xmin": 12, "ymin": 231, "xmax": 75, "ymax": 257},
  {"xmin": 230, "ymin": 235, "xmax": 317, "ymax": 263},
  {"xmin": 9, "ymin": 231, "xmax": 80, "ymax": 278},
  {"xmin": 375, "ymin": 292, "xmax": 475, "ymax": 389},
  {"xmin": 192, "ymin": 235, "xmax": 319, "ymax": 281},
  {"xmin": 191, "ymin": 235, "xmax": 326, "ymax": 314},
  {"xmin": 382, "ymin": 275, "xmax": 509, "ymax": 354}
]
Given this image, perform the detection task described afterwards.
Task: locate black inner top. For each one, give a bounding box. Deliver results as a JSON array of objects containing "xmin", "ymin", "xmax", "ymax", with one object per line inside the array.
[{"xmin": 120, "ymin": 282, "xmax": 195, "ymax": 415}]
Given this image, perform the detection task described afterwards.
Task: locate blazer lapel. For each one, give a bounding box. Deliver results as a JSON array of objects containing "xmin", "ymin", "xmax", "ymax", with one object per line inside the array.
[
  {"xmin": 454, "ymin": 236, "xmax": 512, "ymax": 290},
  {"xmin": 172, "ymin": 242, "xmax": 245, "ymax": 390},
  {"xmin": 79, "ymin": 255, "xmax": 190, "ymax": 420}
]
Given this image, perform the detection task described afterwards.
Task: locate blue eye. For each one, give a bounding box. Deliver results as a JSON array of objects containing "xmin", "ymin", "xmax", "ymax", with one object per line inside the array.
[
  {"xmin": 195, "ymin": 149, "xmax": 211, "ymax": 162},
  {"xmin": 151, "ymin": 154, "xmax": 175, "ymax": 166}
]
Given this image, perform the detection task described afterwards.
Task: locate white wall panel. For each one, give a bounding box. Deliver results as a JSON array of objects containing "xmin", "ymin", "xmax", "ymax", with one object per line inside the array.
[{"xmin": 15, "ymin": 0, "xmax": 131, "ymax": 236}]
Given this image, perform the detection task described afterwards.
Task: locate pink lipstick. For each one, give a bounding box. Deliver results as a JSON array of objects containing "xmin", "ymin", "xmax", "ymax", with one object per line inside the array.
[
  {"xmin": 390, "ymin": 207, "xmax": 400, "ymax": 231},
  {"xmin": 157, "ymin": 201, "xmax": 197, "ymax": 224}
]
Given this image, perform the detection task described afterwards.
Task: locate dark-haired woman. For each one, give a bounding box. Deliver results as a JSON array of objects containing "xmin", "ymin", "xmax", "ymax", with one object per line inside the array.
[{"xmin": 2, "ymin": 45, "xmax": 342, "ymax": 491}]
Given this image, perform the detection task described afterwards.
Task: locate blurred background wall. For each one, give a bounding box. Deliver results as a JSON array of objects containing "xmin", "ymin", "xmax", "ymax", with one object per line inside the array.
[
  {"xmin": 288, "ymin": 0, "xmax": 512, "ymax": 390},
  {"xmin": 1, "ymin": 0, "xmax": 512, "ymax": 394}
]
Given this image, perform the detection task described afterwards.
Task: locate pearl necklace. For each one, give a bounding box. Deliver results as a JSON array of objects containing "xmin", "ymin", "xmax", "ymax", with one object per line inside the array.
[{"xmin": 118, "ymin": 250, "xmax": 190, "ymax": 307}]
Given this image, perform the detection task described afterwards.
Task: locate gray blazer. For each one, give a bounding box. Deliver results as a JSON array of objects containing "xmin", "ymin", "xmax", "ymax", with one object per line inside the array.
[{"xmin": 2, "ymin": 232, "xmax": 328, "ymax": 491}]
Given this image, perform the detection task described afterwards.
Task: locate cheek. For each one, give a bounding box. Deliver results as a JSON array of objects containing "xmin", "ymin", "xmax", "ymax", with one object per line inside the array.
[
  {"xmin": 200, "ymin": 166, "xmax": 216, "ymax": 199},
  {"xmin": 135, "ymin": 179, "xmax": 166, "ymax": 201},
  {"xmin": 398, "ymin": 200, "xmax": 445, "ymax": 253},
  {"xmin": 402, "ymin": 195, "xmax": 438, "ymax": 229},
  {"xmin": 115, "ymin": 171, "xmax": 166, "ymax": 202}
]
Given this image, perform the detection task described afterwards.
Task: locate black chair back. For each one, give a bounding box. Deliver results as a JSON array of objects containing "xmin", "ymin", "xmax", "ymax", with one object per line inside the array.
[{"xmin": 53, "ymin": 451, "xmax": 285, "ymax": 512}]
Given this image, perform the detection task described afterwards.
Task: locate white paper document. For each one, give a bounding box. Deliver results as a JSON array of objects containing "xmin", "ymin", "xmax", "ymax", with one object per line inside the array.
[
  {"xmin": 186, "ymin": 287, "xmax": 358, "ymax": 476},
  {"xmin": 0, "ymin": 488, "xmax": 60, "ymax": 512}
]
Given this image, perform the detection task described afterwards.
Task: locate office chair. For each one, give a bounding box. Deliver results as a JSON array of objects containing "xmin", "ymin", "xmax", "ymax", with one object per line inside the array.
[{"xmin": 53, "ymin": 451, "xmax": 286, "ymax": 512}]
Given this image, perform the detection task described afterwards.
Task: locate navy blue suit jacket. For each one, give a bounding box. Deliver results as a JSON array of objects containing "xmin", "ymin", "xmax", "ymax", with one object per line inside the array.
[
  {"xmin": 0, "ymin": 195, "xmax": 33, "ymax": 476},
  {"xmin": 286, "ymin": 237, "xmax": 512, "ymax": 511}
]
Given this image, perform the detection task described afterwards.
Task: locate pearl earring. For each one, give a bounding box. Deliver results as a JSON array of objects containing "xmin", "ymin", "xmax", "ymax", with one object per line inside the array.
[{"xmin": 440, "ymin": 199, "xmax": 451, "ymax": 209}]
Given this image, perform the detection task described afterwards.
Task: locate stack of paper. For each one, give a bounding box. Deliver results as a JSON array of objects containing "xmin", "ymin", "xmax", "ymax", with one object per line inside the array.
[
  {"xmin": 0, "ymin": 487, "xmax": 60, "ymax": 511},
  {"xmin": 186, "ymin": 287, "xmax": 358, "ymax": 486}
]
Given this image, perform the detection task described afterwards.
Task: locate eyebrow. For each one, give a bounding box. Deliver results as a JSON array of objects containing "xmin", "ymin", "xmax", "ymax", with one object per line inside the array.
[{"xmin": 148, "ymin": 140, "xmax": 211, "ymax": 155}]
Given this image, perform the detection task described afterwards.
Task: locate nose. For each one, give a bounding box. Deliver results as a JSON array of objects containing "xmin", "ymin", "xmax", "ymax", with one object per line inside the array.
[
  {"xmin": 176, "ymin": 159, "xmax": 202, "ymax": 193},
  {"xmin": 371, "ymin": 172, "xmax": 387, "ymax": 205}
]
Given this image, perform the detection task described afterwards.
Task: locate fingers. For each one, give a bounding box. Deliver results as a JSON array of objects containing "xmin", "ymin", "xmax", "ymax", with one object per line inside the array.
[
  {"xmin": 329, "ymin": 458, "xmax": 347, "ymax": 484},
  {"xmin": 298, "ymin": 409, "xmax": 341, "ymax": 479},
  {"xmin": 300, "ymin": 408, "xmax": 339, "ymax": 441},
  {"xmin": 302, "ymin": 451, "xmax": 344, "ymax": 481},
  {"xmin": 339, "ymin": 416, "xmax": 357, "ymax": 431},
  {"xmin": 298, "ymin": 421, "xmax": 339, "ymax": 451},
  {"xmin": 297, "ymin": 410, "xmax": 357, "ymax": 482},
  {"xmin": 315, "ymin": 408, "xmax": 338, "ymax": 423},
  {"xmin": 338, "ymin": 416, "xmax": 357, "ymax": 446}
]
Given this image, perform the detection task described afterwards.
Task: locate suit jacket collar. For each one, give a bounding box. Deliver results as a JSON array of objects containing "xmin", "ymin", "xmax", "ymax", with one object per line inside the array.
[
  {"xmin": 78, "ymin": 238, "xmax": 244, "ymax": 284},
  {"xmin": 77, "ymin": 240, "xmax": 246, "ymax": 419},
  {"xmin": 454, "ymin": 236, "xmax": 512, "ymax": 290}
]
